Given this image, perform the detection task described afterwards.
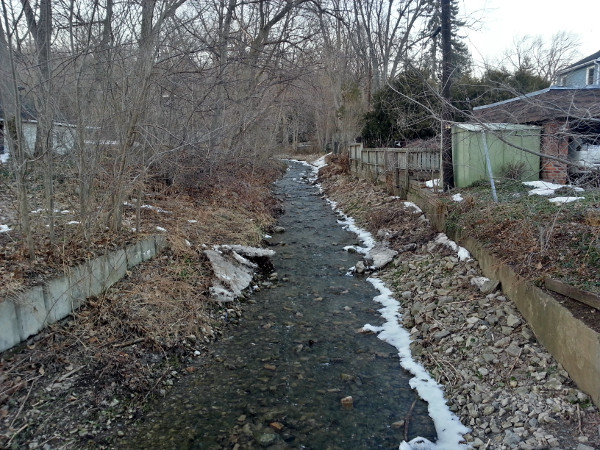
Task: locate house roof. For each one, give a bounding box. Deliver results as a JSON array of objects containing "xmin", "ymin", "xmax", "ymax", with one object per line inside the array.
[
  {"xmin": 454, "ymin": 123, "xmax": 540, "ymax": 132},
  {"xmin": 0, "ymin": 103, "xmax": 37, "ymax": 122},
  {"xmin": 472, "ymin": 86, "xmax": 600, "ymax": 124},
  {"xmin": 558, "ymin": 49, "xmax": 600, "ymax": 73}
]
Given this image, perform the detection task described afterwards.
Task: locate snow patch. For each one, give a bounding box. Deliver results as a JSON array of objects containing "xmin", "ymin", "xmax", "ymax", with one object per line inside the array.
[
  {"xmin": 311, "ymin": 154, "xmax": 329, "ymax": 169},
  {"xmin": 0, "ymin": 224, "xmax": 11, "ymax": 233},
  {"xmin": 366, "ymin": 278, "xmax": 470, "ymax": 449},
  {"xmin": 329, "ymin": 201, "xmax": 375, "ymax": 254},
  {"xmin": 403, "ymin": 201, "xmax": 423, "ymax": 213},
  {"xmin": 452, "ymin": 193, "xmax": 464, "ymax": 202},
  {"xmin": 523, "ymin": 180, "xmax": 584, "ymax": 198},
  {"xmin": 548, "ymin": 196, "xmax": 585, "ymax": 204},
  {"xmin": 425, "ymin": 179, "xmax": 440, "ymax": 188},
  {"xmin": 156, "ymin": 226, "xmax": 167, "ymax": 232},
  {"xmin": 434, "ymin": 233, "xmax": 471, "ymax": 261},
  {"xmin": 124, "ymin": 202, "xmax": 171, "ymax": 213}
]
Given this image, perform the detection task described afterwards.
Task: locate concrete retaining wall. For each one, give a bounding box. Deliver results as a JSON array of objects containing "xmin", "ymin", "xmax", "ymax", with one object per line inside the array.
[
  {"xmin": 0, "ymin": 235, "xmax": 167, "ymax": 353},
  {"xmin": 408, "ymin": 187, "xmax": 600, "ymax": 408}
]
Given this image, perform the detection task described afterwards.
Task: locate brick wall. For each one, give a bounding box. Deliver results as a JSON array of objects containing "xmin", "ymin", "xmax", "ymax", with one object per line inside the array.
[{"xmin": 540, "ymin": 121, "xmax": 569, "ymax": 184}]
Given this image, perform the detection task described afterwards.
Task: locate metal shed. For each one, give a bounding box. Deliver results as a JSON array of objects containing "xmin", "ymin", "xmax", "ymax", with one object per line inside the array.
[{"xmin": 452, "ymin": 123, "xmax": 541, "ymax": 188}]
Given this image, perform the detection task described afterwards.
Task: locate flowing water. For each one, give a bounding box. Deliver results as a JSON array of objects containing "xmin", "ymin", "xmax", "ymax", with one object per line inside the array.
[{"xmin": 119, "ymin": 161, "xmax": 436, "ymax": 449}]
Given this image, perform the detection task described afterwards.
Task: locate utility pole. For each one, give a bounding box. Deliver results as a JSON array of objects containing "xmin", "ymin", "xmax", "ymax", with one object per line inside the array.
[{"xmin": 440, "ymin": 0, "xmax": 454, "ymax": 190}]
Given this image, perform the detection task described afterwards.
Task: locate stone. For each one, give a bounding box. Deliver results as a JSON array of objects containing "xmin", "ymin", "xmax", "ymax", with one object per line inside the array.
[
  {"xmin": 503, "ymin": 430, "xmax": 521, "ymax": 446},
  {"xmin": 269, "ymin": 422, "xmax": 285, "ymax": 431},
  {"xmin": 433, "ymin": 330, "xmax": 450, "ymax": 340},
  {"xmin": 576, "ymin": 444, "xmax": 595, "ymax": 450},
  {"xmin": 355, "ymin": 261, "xmax": 366, "ymax": 274},
  {"xmin": 544, "ymin": 378, "xmax": 562, "ymax": 390},
  {"xmin": 505, "ymin": 344, "xmax": 522, "ymax": 358},
  {"xmin": 367, "ymin": 243, "xmax": 398, "ymax": 269},
  {"xmin": 506, "ymin": 314, "xmax": 521, "ymax": 328},
  {"xmin": 255, "ymin": 431, "xmax": 277, "ymax": 446},
  {"xmin": 470, "ymin": 276, "xmax": 500, "ymax": 294},
  {"xmin": 482, "ymin": 405, "xmax": 495, "ymax": 415},
  {"xmin": 340, "ymin": 396, "xmax": 353, "ymax": 409}
]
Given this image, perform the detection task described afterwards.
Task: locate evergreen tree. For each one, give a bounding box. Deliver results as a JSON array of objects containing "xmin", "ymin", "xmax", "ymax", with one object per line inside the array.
[
  {"xmin": 361, "ymin": 69, "xmax": 440, "ymax": 147},
  {"xmin": 452, "ymin": 68, "xmax": 550, "ymax": 120},
  {"xmin": 421, "ymin": 0, "xmax": 472, "ymax": 79}
]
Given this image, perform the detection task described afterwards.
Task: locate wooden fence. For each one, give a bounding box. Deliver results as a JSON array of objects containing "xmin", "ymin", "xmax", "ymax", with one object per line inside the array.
[{"xmin": 347, "ymin": 143, "xmax": 440, "ymax": 197}]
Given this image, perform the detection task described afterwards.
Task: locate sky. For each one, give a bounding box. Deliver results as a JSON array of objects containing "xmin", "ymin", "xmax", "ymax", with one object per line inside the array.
[{"xmin": 458, "ymin": 0, "xmax": 599, "ymax": 70}]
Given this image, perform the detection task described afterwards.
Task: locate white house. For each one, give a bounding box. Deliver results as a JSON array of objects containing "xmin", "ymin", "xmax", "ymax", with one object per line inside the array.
[{"xmin": 0, "ymin": 118, "xmax": 76, "ymax": 162}]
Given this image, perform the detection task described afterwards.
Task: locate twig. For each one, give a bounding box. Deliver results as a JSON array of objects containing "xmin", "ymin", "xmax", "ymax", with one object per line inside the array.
[
  {"xmin": 143, "ymin": 368, "xmax": 169, "ymax": 402},
  {"xmin": 5, "ymin": 424, "xmax": 28, "ymax": 448},
  {"xmin": 58, "ymin": 365, "xmax": 84, "ymax": 382},
  {"xmin": 113, "ymin": 337, "xmax": 145, "ymax": 348},
  {"xmin": 9, "ymin": 378, "xmax": 36, "ymax": 429},
  {"xmin": 506, "ymin": 348, "xmax": 523, "ymax": 378},
  {"xmin": 576, "ymin": 404, "xmax": 583, "ymax": 435},
  {"xmin": 426, "ymin": 350, "xmax": 463, "ymax": 384},
  {"xmin": 0, "ymin": 374, "xmax": 42, "ymax": 399},
  {"xmin": 404, "ymin": 398, "xmax": 418, "ymax": 442}
]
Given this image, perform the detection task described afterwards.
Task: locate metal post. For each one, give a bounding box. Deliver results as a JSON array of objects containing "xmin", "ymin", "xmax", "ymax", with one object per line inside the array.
[{"xmin": 481, "ymin": 131, "xmax": 499, "ymax": 203}]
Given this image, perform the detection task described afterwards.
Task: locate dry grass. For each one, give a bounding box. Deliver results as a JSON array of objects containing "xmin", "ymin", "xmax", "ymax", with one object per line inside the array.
[
  {"xmin": 319, "ymin": 172, "xmax": 436, "ymax": 250},
  {"xmin": 0, "ymin": 158, "xmax": 285, "ymax": 448},
  {"xmin": 444, "ymin": 180, "xmax": 600, "ymax": 294}
]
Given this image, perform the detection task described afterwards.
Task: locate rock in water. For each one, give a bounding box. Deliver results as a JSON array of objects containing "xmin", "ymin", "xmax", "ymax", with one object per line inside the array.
[{"xmin": 340, "ymin": 396, "xmax": 353, "ymax": 409}]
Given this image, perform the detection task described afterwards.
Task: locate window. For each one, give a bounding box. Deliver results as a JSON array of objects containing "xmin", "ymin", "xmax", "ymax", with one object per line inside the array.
[{"xmin": 587, "ymin": 67, "xmax": 595, "ymax": 85}]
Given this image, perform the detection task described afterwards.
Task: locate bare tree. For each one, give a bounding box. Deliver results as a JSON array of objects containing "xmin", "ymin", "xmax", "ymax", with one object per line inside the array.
[
  {"xmin": 0, "ymin": 8, "xmax": 35, "ymax": 258},
  {"xmin": 502, "ymin": 31, "xmax": 581, "ymax": 83}
]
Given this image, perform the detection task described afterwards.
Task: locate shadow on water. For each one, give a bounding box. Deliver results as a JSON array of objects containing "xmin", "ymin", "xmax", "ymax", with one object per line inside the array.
[{"xmin": 118, "ymin": 161, "xmax": 436, "ymax": 449}]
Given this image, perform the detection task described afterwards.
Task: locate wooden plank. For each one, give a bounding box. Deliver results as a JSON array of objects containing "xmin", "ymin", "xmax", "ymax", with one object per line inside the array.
[{"xmin": 544, "ymin": 277, "xmax": 600, "ymax": 311}]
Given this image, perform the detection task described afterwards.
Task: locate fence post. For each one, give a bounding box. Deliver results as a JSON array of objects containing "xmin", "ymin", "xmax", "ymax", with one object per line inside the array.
[{"xmin": 404, "ymin": 149, "xmax": 410, "ymax": 197}]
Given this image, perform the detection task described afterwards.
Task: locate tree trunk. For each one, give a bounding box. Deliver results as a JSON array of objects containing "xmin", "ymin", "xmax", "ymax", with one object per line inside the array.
[{"xmin": 0, "ymin": 12, "xmax": 35, "ymax": 258}]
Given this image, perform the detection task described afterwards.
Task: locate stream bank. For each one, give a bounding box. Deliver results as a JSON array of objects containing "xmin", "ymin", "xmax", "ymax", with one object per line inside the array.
[{"xmin": 319, "ymin": 165, "xmax": 600, "ymax": 449}]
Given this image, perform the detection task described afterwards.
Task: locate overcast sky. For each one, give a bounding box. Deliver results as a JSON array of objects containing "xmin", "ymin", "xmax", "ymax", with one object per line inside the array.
[{"xmin": 458, "ymin": 0, "xmax": 599, "ymax": 70}]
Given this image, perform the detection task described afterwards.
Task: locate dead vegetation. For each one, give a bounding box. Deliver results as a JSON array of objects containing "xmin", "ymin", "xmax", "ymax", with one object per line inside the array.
[
  {"xmin": 0, "ymin": 159, "xmax": 285, "ymax": 449},
  {"xmin": 319, "ymin": 162, "xmax": 436, "ymax": 251},
  {"xmin": 444, "ymin": 180, "xmax": 600, "ymax": 295}
]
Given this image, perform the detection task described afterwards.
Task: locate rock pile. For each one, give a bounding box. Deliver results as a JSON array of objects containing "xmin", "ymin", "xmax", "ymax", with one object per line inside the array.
[{"xmin": 382, "ymin": 237, "xmax": 598, "ymax": 449}]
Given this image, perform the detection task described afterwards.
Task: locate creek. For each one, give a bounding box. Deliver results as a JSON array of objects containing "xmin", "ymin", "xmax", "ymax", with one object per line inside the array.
[{"xmin": 119, "ymin": 161, "xmax": 437, "ymax": 449}]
